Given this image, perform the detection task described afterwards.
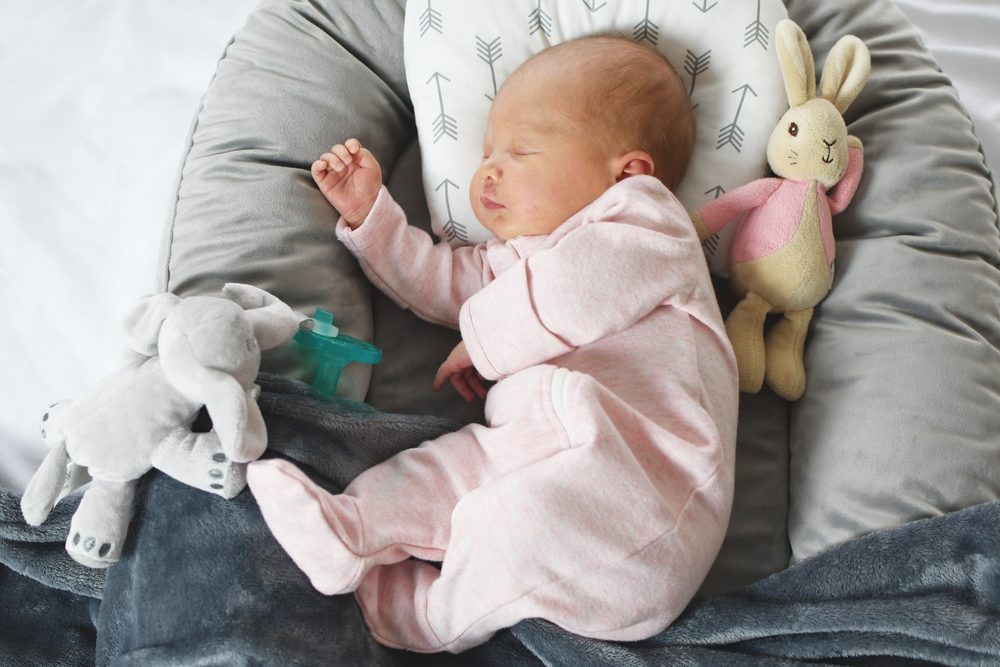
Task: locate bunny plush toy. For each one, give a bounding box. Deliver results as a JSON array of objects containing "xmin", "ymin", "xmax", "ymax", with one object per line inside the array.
[{"xmin": 691, "ymin": 19, "xmax": 871, "ymax": 401}]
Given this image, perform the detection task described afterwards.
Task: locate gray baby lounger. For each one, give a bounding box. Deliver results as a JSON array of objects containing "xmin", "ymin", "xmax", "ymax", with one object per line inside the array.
[{"xmin": 3, "ymin": 0, "xmax": 999, "ymax": 664}]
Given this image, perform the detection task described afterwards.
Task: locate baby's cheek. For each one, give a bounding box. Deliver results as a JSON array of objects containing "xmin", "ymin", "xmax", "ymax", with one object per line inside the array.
[{"xmin": 468, "ymin": 174, "xmax": 481, "ymax": 205}]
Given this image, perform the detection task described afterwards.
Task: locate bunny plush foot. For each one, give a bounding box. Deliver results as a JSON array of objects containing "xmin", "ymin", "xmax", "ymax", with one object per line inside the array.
[
  {"xmin": 66, "ymin": 479, "xmax": 136, "ymax": 568},
  {"xmin": 153, "ymin": 429, "xmax": 248, "ymax": 499},
  {"xmin": 725, "ymin": 292, "xmax": 771, "ymax": 393},
  {"xmin": 764, "ymin": 308, "xmax": 813, "ymax": 401}
]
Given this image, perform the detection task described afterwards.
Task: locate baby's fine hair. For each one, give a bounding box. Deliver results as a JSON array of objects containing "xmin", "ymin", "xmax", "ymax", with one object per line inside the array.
[{"xmin": 525, "ymin": 35, "xmax": 695, "ymax": 191}]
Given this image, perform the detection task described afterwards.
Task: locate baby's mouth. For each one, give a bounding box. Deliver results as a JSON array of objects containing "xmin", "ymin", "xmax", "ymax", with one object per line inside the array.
[{"xmin": 480, "ymin": 195, "xmax": 505, "ymax": 211}]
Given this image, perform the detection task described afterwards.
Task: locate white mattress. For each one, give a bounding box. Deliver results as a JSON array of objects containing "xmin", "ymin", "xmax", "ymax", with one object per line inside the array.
[{"xmin": 0, "ymin": 0, "xmax": 997, "ymax": 493}]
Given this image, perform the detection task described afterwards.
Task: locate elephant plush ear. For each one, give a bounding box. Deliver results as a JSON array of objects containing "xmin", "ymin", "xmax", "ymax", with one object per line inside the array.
[
  {"xmin": 121, "ymin": 292, "xmax": 182, "ymax": 357},
  {"xmin": 169, "ymin": 361, "xmax": 266, "ymax": 462},
  {"xmin": 159, "ymin": 333, "xmax": 267, "ymax": 462},
  {"xmin": 222, "ymin": 283, "xmax": 300, "ymax": 351},
  {"xmin": 202, "ymin": 370, "xmax": 267, "ymax": 462}
]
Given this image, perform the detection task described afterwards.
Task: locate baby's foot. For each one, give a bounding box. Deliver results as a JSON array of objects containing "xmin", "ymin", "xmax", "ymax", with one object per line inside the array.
[{"xmin": 247, "ymin": 458, "xmax": 366, "ymax": 595}]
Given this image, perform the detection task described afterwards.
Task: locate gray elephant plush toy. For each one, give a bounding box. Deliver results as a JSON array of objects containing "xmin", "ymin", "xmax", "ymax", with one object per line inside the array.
[{"xmin": 20, "ymin": 283, "xmax": 300, "ymax": 568}]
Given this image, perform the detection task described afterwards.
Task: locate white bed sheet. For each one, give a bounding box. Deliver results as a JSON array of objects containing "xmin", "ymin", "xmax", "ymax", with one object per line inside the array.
[
  {"xmin": 0, "ymin": 0, "xmax": 997, "ymax": 494},
  {"xmin": 0, "ymin": 1, "xmax": 260, "ymax": 492}
]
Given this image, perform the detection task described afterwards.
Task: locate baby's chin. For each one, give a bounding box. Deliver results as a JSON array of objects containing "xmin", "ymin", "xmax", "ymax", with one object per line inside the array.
[{"xmin": 474, "ymin": 209, "xmax": 514, "ymax": 240}]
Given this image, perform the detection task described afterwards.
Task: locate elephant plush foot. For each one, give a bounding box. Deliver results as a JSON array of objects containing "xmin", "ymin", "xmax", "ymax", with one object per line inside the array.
[
  {"xmin": 39, "ymin": 400, "xmax": 71, "ymax": 447},
  {"xmin": 22, "ymin": 402, "xmax": 84, "ymax": 527},
  {"xmin": 764, "ymin": 308, "xmax": 813, "ymax": 401},
  {"xmin": 67, "ymin": 479, "xmax": 136, "ymax": 568},
  {"xmin": 153, "ymin": 429, "xmax": 248, "ymax": 499},
  {"xmin": 725, "ymin": 291, "xmax": 771, "ymax": 394}
]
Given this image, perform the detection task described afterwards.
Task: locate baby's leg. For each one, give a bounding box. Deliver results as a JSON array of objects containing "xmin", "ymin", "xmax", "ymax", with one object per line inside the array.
[
  {"xmin": 354, "ymin": 368, "xmax": 728, "ymax": 653},
  {"xmin": 249, "ymin": 364, "xmax": 573, "ymax": 596},
  {"xmin": 247, "ymin": 426, "xmax": 490, "ymax": 595}
]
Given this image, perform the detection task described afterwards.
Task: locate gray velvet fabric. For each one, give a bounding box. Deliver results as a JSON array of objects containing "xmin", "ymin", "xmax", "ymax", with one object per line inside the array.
[
  {"xmin": 0, "ymin": 564, "xmax": 98, "ymax": 666},
  {"xmin": 783, "ymin": 0, "xmax": 1000, "ymax": 561}
]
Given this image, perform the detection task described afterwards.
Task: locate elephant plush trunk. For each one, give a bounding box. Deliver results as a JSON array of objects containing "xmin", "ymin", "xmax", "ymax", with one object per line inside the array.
[{"xmin": 222, "ymin": 283, "xmax": 300, "ymax": 351}]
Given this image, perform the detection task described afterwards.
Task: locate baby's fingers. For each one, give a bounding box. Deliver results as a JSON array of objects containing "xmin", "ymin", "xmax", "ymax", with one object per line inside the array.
[
  {"xmin": 330, "ymin": 144, "xmax": 355, "ymax": 171},
  {"xmin": 432, "ymin": 360, "xmax": 453, "ymax": 393},
  {"xmin": 466, "ymin": 370, "xmax": 488, "ymax": 400},
  {"xmin": 312, "ymin": 158, "xmax": 342, "ymax": 186},
  {"xmin": 313, "ymin": 151, "xmax": 344, "ymax": 175},
  {"xmin": 449, "ymin": 374, "xmax": 476, "ymax": 402}
]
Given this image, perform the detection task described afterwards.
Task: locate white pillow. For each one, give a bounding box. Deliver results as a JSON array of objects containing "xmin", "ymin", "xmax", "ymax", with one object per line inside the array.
[{"xmin": 403, "ymin": 0, "xmax": 788, "ymax": 275}]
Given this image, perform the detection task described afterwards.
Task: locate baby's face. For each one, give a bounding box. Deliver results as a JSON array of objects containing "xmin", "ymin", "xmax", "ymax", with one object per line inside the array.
[{"xmin": 469, "ymin": 72, "xmax": 619, "ymax": 240}]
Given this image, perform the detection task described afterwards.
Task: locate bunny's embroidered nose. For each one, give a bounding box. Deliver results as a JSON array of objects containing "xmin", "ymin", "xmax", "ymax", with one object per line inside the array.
[{"xmin": 822, "ymin": 139, "xmax": 836, "ymax": 164}]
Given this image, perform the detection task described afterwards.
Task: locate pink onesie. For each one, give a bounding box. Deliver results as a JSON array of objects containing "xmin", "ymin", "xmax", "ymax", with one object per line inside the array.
[{"xmin": 248, "ymin": 174, "xmax": 738, "ymax": 653}]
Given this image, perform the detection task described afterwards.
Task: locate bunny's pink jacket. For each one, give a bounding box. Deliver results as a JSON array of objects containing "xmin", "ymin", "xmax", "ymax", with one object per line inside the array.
[{"xmin": 699, "ymin": 146, "xmax": 864, "ymax": 265}]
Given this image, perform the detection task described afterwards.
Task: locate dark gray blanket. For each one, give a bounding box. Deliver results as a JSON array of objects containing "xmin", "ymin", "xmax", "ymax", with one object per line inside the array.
[{"xmin": 3, "ymin": 375, "xmax": 999, "ymax": 665}]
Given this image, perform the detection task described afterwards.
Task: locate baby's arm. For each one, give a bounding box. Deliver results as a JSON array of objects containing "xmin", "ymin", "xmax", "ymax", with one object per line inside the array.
[
  {"xmin": 459, "ymin": 179, "xmax": 703, "ymax": 380},
  {"xmin": 316, "ymin": 139, "xmax": 493, "ymax": 328},
  {"xmin": 337, "ymin": 197, "xmax": 492, "ymax": 328}
]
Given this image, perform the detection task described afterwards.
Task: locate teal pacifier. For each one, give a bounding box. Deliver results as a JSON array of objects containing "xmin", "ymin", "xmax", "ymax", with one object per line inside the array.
[{"xmin": 292, "ymin": 309, "xmax": 382, "ymax": 397}]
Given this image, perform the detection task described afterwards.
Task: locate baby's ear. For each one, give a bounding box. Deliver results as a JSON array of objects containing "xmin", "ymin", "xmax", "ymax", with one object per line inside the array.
[{"xmin": 616, "ymin": 151, "xmax": 655, "ymax": 181}]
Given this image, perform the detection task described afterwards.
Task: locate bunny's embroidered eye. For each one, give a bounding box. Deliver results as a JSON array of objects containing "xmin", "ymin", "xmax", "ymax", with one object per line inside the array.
[{"xmin": 788, "ymin": 122, "xmax": 799, "ymax": 137}]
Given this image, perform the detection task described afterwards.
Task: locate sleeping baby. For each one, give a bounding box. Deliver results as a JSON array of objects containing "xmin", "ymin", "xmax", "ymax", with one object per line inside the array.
[{"xmin": 248, "ymin": 35, "xmax": 739, "ymax": 653}]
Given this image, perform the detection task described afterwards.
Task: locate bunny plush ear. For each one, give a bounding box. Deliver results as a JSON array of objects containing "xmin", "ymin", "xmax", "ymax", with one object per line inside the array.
[
  {"xmin": 121, "ymin": 292, "xmax": 182, "ymax": 356},
  {"xmin": 820, "ymin": 35, "xmax": 871, "ymax": 114},
  {"xmin": 775, "ymin": 19, "xmax": 816, "ymax": 107}
]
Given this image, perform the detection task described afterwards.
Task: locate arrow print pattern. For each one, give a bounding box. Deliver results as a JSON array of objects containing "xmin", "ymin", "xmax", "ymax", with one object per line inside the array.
[
  {"xmin": 529, "ymin": 0, "xmax": 553, "ymax": 36},
  {"xmin": 581, "ymin": 0, "xmax": 607, "ymax": 11},
  {"xmin": 436, "ymin": 179, "xmax": 468, "ymax": 242},
  {"xmin": 476, "ymin": 36, "xmax": 503, "ymax": 101},
  {"xmin": 419, "ymin": 0, "xmax": 443, "ymax": 37},
  {"xmin": 427, "ymin": 72, "xmax": 458, "ymax": 143},
  {"xmin": 692, "ymin": 0, "xmax": 718, "ymax": 12},
  {"xmin": 716, "ymin": 84, "xmax": 757, "ymax": 152},
  {"xmin": 744, "ymin": 0, "xmax": 770, "ymax": 49},
  {"xmin": 633, "ymin": 0, "xmax": 660, "ymax": 45},
  {"xmin": 684, "ymin": 49, "xmax": 712, "ymax": 98}
]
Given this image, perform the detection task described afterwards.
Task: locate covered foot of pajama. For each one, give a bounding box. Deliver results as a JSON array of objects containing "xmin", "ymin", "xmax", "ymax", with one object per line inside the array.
[
  {"xmin": 356, "ymin": 560, "xmax": 448, "ymax": 652},
  {"xmin": 247, "ymin": 458, "xmax": 366, "ymax": 595}
]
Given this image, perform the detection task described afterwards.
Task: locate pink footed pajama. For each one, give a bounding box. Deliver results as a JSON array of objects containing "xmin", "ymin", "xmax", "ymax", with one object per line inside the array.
[{"xmin": 248, "ymin": 175, "xmax": 738, "ymax": 653}]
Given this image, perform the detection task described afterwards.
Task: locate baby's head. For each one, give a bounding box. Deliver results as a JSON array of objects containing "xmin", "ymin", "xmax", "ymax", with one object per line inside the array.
[{"xmin": 470, "ymin": 35, "xmax": 694, "ymax": 240}]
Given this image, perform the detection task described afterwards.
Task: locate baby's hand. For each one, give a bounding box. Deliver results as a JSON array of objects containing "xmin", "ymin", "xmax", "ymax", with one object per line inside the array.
[
  {"xmin": 433, "ymin": 341, "xmax": 488, "ymax": 402},
  {"xmin": 311, "ymin": 138, "xmax": 382, "ymax": 228}
]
